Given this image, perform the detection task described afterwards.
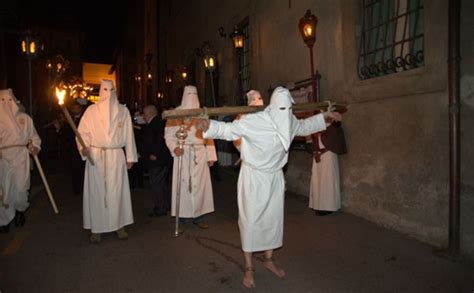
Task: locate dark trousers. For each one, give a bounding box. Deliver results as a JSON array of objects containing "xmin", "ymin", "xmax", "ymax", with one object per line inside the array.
[
  {"xmin": 129, "ymin": 160, "xmax": 144, "ymax": 189},
  {"xmin": 69, "ymin": 150, "xmax": 85, "ymax": 195},
  {"xmin": 149, "ymin": 165, "xmax": 171, "ymax": 213}
]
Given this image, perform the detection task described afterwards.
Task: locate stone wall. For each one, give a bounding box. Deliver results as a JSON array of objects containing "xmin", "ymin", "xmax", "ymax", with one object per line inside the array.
[{"xmin": 460, "ymin": 0, "xmax": 474, "ymax": 260}]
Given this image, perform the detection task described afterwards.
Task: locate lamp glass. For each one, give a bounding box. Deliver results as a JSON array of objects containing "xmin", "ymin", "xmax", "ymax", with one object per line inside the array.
[
  {"xmin": 303, "ymin": 24, "xmax": 313, "ymax": 38},
  {"xmin": 232, "ymin": 35, "xmax": 244, "ymax": 49},
  {"xmin": 30, "ymin": 41, "xmax": 36, "ymax": 54},
  {"xmin": 204, "ymin": 56, "xmax": 216, "ymax": 70},
  {"xmin": 21, "ymin": 40, "xmax": 27, "ymax": 53},
  {"xmin": 298, "ymin": 9, "xmax": 318, "ymax": 47}
]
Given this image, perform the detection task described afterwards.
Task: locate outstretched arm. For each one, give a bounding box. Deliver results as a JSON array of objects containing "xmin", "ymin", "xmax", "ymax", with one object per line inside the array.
[
  {"xmin": 294, "ymin": 112, "xmax": 342, "ymax": 136},
  {"xmin": 196, "ymin": 119, "xmax": 244, "ymax": 141}
]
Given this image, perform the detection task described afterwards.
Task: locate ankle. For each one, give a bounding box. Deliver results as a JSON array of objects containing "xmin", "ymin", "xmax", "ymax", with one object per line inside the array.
[{"xmin": 244, "ymin": 266, "xmax": 256, "ymax": 272}]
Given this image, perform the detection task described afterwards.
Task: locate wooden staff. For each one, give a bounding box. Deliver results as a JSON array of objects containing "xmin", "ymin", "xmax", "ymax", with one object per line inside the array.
[
  {"xmin": 56, "ymin": 88, "xmax": 95, "ymax": 166},
  {"xmin": 28, "ymin": 140, "xmax": 59, "ymax": 214},
  {"xmin": 162, "ymin": 101, "xmax": 347, "ymax": 120}
]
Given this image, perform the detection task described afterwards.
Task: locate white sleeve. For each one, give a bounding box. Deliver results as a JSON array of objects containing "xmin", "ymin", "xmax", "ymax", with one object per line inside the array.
[
  {"xmin": 124, "ymin": 110, "xmax": 138, "ymax": 163},
  {"xmin": 205, "ymin": 138, "xmax": 217, "ymax": 162},
  {"xmin": 294, "ymin": 113, "xmax": 327, "ymax": 136},
  {"xmin": 203, "ymin": 120, "xmax": 244, "ymax": 141},
  {"xmin": 26, "ymin": 116, "xmax": 41, "ymax": 150},
  {"xmin": 77, "ymin": 109, "xmax": 92, "ymax": 161}
]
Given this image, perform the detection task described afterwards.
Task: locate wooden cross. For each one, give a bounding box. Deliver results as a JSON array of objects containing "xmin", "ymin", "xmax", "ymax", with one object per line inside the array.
[{"xmin": 161, "ymin": 101, "xmax": 347, "ymax": 120}]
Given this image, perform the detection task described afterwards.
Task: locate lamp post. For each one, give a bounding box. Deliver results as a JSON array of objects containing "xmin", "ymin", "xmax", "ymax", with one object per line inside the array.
[
  {"xmin": 20, "ymin": 31, "xmax": 39, "ymax": 117},
  {"xmin": 230, "ymin": 26, "xmax": 245, "ymax": 105},
  {"xmin": 298, "ymin": 9, "xmax": 319, "ymax": 102},
  {"xmin": 201, "ymin": 42, "xmax": 217, "ymax": 107}
]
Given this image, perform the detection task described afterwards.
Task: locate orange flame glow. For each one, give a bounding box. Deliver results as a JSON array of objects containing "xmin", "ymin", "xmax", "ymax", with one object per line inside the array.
[{"xmin": 56, "ymin": 87, "xmax": 66, "ymax": 105}]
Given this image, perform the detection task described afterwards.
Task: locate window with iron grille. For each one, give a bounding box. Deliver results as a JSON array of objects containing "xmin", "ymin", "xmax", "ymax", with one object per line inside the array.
[{"xmin": 357, "ymin": 0, "xmax": 424, "ymax": 80}]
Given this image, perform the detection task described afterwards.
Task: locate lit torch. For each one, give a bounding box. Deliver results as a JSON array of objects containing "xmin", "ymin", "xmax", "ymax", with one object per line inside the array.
[{"xmin": 56, "ymin": 87, "xmax": 95, "ymax": 165}]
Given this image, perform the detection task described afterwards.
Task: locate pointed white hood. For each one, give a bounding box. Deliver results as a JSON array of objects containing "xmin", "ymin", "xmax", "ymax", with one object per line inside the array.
[
  {"xmin": 265, "ymin": 87, "xmax": 295, "ymax": 152},
  {"xmin": 246, "ymin": 90, "xmax": 264, "ymax": 106},
  {"xmin": 0, "ymin": 89, "xmax": 22, "ymax": 139},
  {"xmin": 178, "ymin": 85, "xmax": 200, "ymax": 109},
  {"xmin": 97, "ymin": 79, "xmax": 120, "ymax": 134}
]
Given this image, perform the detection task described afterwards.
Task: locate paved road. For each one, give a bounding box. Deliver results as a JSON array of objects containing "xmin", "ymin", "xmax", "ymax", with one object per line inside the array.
[{"xmin": 0, "ymin": 163, "xmax": 473, "ymax": 292}]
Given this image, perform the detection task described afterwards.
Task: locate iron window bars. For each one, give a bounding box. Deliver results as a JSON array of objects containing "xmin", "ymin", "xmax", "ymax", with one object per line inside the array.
[{"xmin": 357, "ymin": 0, "xmax": 424, "ymax": 80}]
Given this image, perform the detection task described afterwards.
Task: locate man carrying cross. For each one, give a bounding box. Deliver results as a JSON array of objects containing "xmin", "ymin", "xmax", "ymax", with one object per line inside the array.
[{"xmin": 195, "ymin": 86, "xmax": 342, "ymax": 288}]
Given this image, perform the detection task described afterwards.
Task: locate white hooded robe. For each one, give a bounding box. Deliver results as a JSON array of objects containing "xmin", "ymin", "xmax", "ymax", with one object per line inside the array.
[
  {"xmin": 77, "ymin": 80, "xmax": 137, "ymax": 233},
  {"xmin": 0, "ymin": 89, "xmax": 41, "ymax": 226},
  {"xmin": 204, "ymin": 87, "xmax": 326, "ymax": 252},
  {"xmin": 309, "ymin": 137, "xmax": 341, "ymax": 211},
  {"xmin": 165, "ymin": 86, "xmax": 217, "ymax": 218}
]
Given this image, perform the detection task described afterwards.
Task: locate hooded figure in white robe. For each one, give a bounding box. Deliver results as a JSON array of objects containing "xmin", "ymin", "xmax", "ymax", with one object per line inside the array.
[
  {"xmin": 0, "ymin": 89, "xmax": 41, "ymax": 230},
  {"xmin": 233, "ymin": 90, "xmax": 264, "ymax": 152},
  {"xmin": 77, "ymin": 80, "xmax": 137, "ymax": 235},
  {"xmin": 203, "ymin": 86, "xmax": 328, "ymax": 252},
  {"xmin": 308, "ymin": 137, "xmax": 341, "ymax": 213},
  {"xmin": 165, "ymin": 85, "xmax": 217, "ymax": 223}
]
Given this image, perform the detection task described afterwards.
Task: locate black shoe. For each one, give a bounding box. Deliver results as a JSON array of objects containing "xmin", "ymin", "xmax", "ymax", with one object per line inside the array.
[
  {"xmin": 315, "ymin": 210, "xmax": 333, "ymax": 216},
  {"xmin": 0, "ymin": 224, "xmax": 9, "ymax": 233},
  {"xmin": 15, "ymin": 211, "xmax": 26, "ymax": 227}
]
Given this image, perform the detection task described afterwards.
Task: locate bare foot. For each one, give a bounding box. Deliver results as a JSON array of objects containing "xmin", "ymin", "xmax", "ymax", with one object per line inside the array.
[
  {"xmin": 263, "ymin": 259, "xmax": 286, "ymax": 278},
  {"xmin": 242, "ymin": 267, "xmax": 256, "ymax": 288}
]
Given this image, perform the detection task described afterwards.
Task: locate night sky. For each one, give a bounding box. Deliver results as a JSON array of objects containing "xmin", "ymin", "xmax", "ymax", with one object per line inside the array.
[{"xmin": 3, "ymin": 0, "xmax": 127, "ymax": 63}]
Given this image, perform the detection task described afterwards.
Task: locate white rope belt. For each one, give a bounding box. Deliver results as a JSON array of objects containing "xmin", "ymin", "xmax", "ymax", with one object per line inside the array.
[{"xmin": 0, "ymin": 144, "xmax": 27, "ymax": 151}]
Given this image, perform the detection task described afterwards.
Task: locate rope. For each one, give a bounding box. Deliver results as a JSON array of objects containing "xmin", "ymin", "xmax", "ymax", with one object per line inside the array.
[
  {"xmin": 326, "ymin": 100, "xmax": 335, "ymax": 112},
  {"xmin": 199, "ymin": 107, "xmax": 209, "ymax": 119},
  {"xmin": 0, "ymin": 144, "xmax": 27, "ymax": 151}
]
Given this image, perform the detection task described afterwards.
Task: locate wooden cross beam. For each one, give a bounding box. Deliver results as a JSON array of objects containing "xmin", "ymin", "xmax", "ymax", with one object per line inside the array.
[{"xmin": 162, "ymin": 101, "xmax": 347, "ymax": 120}]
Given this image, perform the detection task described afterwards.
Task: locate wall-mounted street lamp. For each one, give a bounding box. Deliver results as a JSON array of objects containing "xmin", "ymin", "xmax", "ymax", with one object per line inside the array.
[
  {"xmin": 180, "ymin": 66, "xmax": 188, "ymax": 82},
  {"xmin": 230, "ymin": 26, "xmax": 244, "ymax": 49},
  {"xmin": 200, "ymin": 42, "xmax": 217, "ymax": 107},
  {"xmin": 157, "ymin": 90, "xmax": 164, "ymax": 99},
  {"xmin": 230, "ymin": 26, "xmax": 245, "ymax": 105},
  {"xmin": 298, "ymin": 9, "xmax": 318, "ymax": 102},
  {"xmin": 145, "ymin": 51, "xmax": 154, "ymax": 83},
  {"xmin": 164, "ymin": 69, "xmax": 173, "ymax": 100},
  {"xmin": 165, "ymin": 70, "xmax": 173, "ymax": 84},
  {"xmin": 219, "ymin": 25, "xmax": 245, "ymax": 105}
]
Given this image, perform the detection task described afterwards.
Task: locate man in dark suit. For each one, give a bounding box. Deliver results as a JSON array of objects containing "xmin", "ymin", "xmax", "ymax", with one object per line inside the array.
[
  {"xmin": 54, "ymin": 102, "xmax": 86, "ymax": 195},
  {"xmin": 142, "ymin": 105, "xmax": 173, "ymax": 216}
]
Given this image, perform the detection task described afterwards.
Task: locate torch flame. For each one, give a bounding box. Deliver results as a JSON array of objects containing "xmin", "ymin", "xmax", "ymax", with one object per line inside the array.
[{"xmin": 56, "ymin": 87, "xmax": 66, "ymax": 105}]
